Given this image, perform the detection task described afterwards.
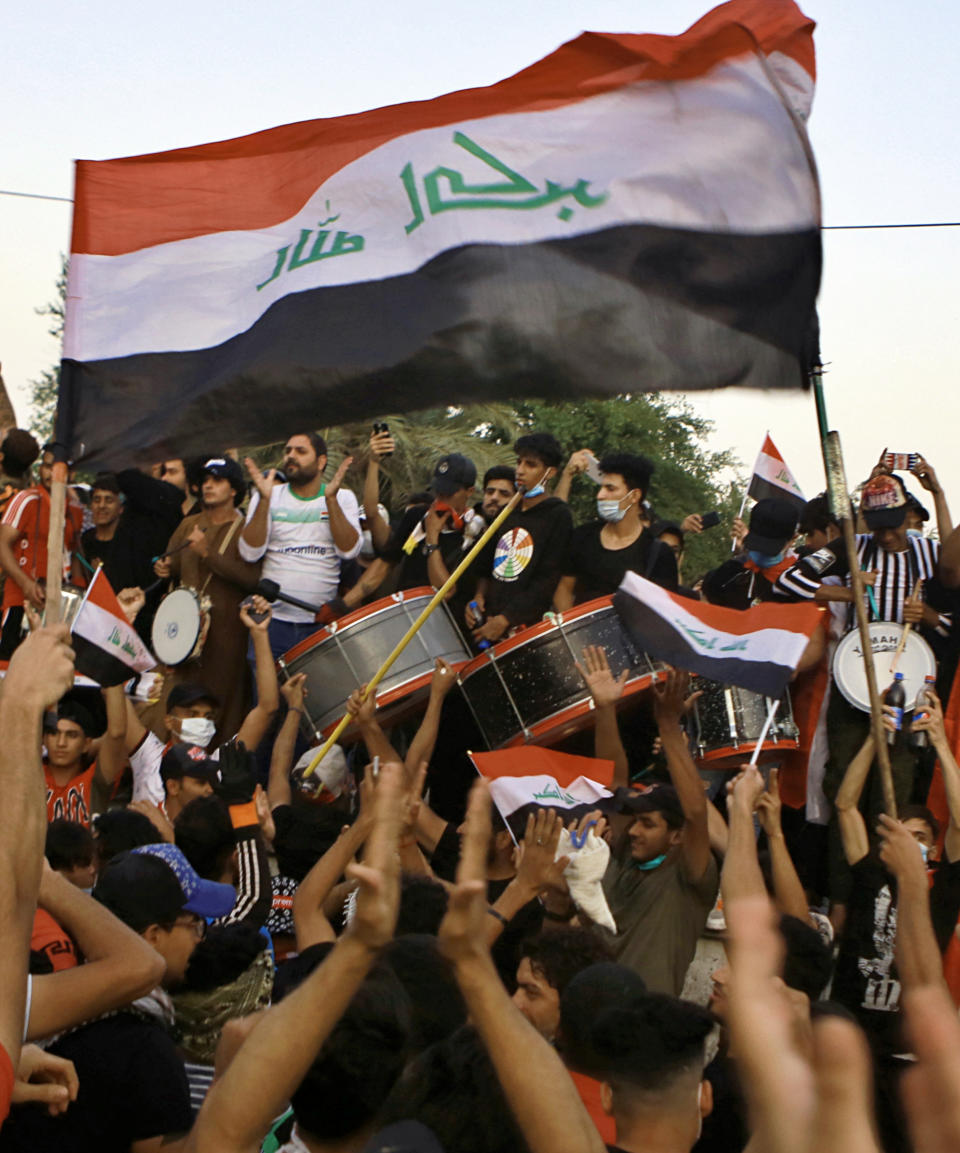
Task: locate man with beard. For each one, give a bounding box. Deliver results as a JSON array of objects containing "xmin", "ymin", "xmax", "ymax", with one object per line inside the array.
[{"xmin": 240, "ymin": 433, "xmax": 361, "ymax": 660}]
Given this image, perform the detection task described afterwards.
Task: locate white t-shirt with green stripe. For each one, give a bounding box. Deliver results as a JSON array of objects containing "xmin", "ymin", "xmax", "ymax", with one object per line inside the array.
[{"xmin": 239, "ymin": 484, "xmax": 362, "ymax": 621}]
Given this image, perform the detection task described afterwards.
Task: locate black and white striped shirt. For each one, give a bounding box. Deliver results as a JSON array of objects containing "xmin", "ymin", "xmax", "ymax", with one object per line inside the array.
[{"xmin": 774, "ymin": 533, "xmax": 951, "ymax": 637}]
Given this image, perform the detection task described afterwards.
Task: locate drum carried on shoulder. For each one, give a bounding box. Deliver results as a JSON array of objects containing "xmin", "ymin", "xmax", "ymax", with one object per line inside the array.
[
  {"xmin": 457, "ymin": 596, "xmax": 666, "ymax": 749},
  {"xmin": 278, "ymin": 587, "xmax": 472, "ymax": 740}
]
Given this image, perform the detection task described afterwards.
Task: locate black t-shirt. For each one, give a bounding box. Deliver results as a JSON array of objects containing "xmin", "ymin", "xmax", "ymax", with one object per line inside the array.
[
  {"xmin": 381, "ymin": 504, "xmax": 467, "ymax": 591},
  {"xmin": 564, "ymin": 521, "xmax": 678, "ymax": 602},
  {"xmin": 0, "ymin": 1013, "xmax": 192, "ymax": 1152},
  {"xmin": 482, "ymin": 497, "xmax": 573, "ymax": 627}
]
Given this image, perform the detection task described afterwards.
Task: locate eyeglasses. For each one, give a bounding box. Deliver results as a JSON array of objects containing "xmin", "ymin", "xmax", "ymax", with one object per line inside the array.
[{"xmin": 173, "ymin": 914, "xmax": 207, "ymax": 940}]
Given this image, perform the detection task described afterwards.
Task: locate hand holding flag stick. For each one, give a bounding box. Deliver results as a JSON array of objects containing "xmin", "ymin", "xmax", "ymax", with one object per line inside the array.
[{"xmin": 299, "ymin": 474, "xmax": 537, "ymax": 781}]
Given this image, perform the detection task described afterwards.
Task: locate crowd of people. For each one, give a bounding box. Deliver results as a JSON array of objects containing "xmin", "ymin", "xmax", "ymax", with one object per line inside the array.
[{"xmin": 1, "ymin": 416, "xmax": 960, "ymax": 1153}]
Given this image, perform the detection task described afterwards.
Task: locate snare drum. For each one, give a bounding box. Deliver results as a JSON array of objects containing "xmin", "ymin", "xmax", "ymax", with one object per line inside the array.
[
  {"xmin": 832, "ymin": 621, "xmax": 936, "ymax": 712},
  {"xmin": 457, "ymin": 596, "xmax": 665, "ymax": 749},
  {"xmin": 152, "ymin": 588, "xmax": 211, "ymax": 666},
  {"xmin": 689, "ymin": 679, "xmax": 799, "ymax": 768},
  {"xmin": 279, "ymin": 586, "xmax": 472, "ymax": 739}
]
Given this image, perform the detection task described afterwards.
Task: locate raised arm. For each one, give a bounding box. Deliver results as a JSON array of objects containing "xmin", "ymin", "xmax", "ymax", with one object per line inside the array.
[
  {"xmin": 721, "ymin": 767, "xmax": 767, "ymax": 905},
  {"xmin": 403, "ymin": 658, "xmax": 458, "ymax": 781},
  {"xmin": 238, "ymin": 461, "xmax": 275, "ymax": 556},
  {"xmin": 878, "ymin": 814, "xmax": 946, "ymax": 992},
  {"xmin": 438, "ymin": 779, "xmax": 606, "ymax": 1153},
  {"xmin": 235, "ymin": 600, "xmax": 279, "ymax": 751},
  {"xmin": 756, "ymin": 768, "xmax": 815, "ymax": 926},
  {"xmin": 185, "ymin": 763, "xmax": 404, "ymax": 1153},
  {"xmin": 267, "ymin": 674, "xmax": 306, "ymax": 811},
  {"xmin": 28, "ymin": 865, "xmax": 165, "ymax": 1040},
  {"xmin": 345, "ymin": 685, "xmax": 401, "ymax": 764},
  {"xmin": 834, "ymin": 731, "xmax": 876, "ymax": 866},
  {"xmin": 653, "ymin": 669, "xmax": 711, "ymax": 882},
  {"xmin": 363, "ymin": 430, "xmax": 394, "ymax": 550},
  {"xmin": 578, "ymin": 644, "xmax": 630, "ymax": 790},
  {"xmin": 911, "ymin": 455, "xmax": 953, "ymax": 541},
  {"xmin": 914, "ymin": 692, "xmax": 960, "ymax": 862},
  {"xmin": 96, "ymin": 683, "xmax": 129, "ymax": 788},
  {"xmin": 323, "ymin": 458, "xmax": 360, "ymax": 556},
  {"xmin": 0, "ymin": 626, "xmax": 76, "ymax": 1073}
]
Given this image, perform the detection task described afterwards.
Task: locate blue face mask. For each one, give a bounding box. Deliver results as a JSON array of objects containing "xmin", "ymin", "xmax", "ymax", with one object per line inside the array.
[
  {"xmin": 522, "ymin": 482, "xmax": 545, "ymax": 499},
  {"xmin": 634, "ymin": 852, "xmax": 667, "ymax": 871},
  {"xmin": 906, "ymin": 528, "xmax": 923, "ymax": 538},
  {"xmin": 747, "ymin": 548, "xmax": 786, "ymax": 568},
  {"xmin": 597, "ymin": 498, "xmax": 628, "ymax": 523}
]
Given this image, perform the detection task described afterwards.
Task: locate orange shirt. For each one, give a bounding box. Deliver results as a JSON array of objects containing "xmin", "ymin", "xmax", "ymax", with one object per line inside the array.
[
  {"xmin": 568, "ymin": 1069, "xmax": 617, "ymax": 1145},
  {"xmin": 31, "ymin": 907, "xmax": 78, "ymax": 973},
  {"xmin": 44, "ymin": 760, "xmax": 107, "ymax": 826},
  {"xmin": 1, "ymin": 486, "xmax": 83, "ymax": 610}
]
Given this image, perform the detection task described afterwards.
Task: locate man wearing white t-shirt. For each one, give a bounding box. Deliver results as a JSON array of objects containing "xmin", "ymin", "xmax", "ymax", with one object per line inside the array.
[{"xmin": 240, "ymin": 433, "xmax": 362, "ymax": 659}]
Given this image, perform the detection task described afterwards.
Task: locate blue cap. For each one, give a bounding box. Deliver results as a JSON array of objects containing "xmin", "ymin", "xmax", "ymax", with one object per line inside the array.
[{"xmin": 132, "ymin": 843, "xmax": 236, "ymax": 920}]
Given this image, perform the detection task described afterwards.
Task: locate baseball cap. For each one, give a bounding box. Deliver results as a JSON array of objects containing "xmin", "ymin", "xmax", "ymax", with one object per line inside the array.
[
  {"xmin": 431, "ymin": 454, "xmax": 477, "ymax": 497},
  {"xmin": 904, "ymin": 490, "xmax": 930, "ymax": 523},
  {"xmin": 134, "ymin": 843, "xmax": 236, "ymax": 918},
  {"xmin": 615, "ymin": 783, "xmax": 685, "ymax": 828},
  {"xmin": 860, "ymin": 474, "xmax": 908, "ymax": 529},
  {"xmin": 160, "ymin": 743, "xmax": 220, "ymax": 785},
  {"xmin": 167, "ymin": 683, "xmax": 221, "ymax": 711},
  {"xmin": 43, "ymin": 700, "xmax": 98, "ymax": 737},
  {"xmin": 292, "ymin": 744, "xmax": 349, "ymax": 803},
  {"xmin": 94, "ymin": 845, "xmax": 235, "ymax": 930},
  {"xmin": 743, "ymin": 498, "xmax": 799, "ymax": 554}
]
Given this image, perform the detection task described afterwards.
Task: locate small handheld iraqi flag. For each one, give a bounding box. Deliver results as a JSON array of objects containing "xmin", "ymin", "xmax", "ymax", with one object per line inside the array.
[
  {"xmin": 748, "ymin": 433, "xmax": 806, "ymax": 512},
  {"xmin": 613, "ymin": 573, "xmax": 820, "ymax": 698},
  {"xmin": 469, "ymin": 747, "xmax": 614, "ymax": 834},
  {"xmin": 71, "ymin": 568, "xmax": 156, "ymax": 687}
]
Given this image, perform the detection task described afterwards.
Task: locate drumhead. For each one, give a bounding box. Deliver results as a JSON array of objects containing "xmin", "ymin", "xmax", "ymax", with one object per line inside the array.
[
  {"xmin": 152, "ymin": 589, "xmax": 203, "ymax": 666},
  {"xmin": 833, "ymin": 621, "xmax": 936, "ymax": 713}
]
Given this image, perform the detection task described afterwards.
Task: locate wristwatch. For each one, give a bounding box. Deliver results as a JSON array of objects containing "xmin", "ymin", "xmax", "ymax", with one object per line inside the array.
[{"xmin": 421, "ymin": 542, "xmax": 439, "ymax": 556}]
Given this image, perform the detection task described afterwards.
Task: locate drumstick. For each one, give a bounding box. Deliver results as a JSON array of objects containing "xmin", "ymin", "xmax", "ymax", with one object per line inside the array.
[
  {"xmin": 889, "ymin": 578, "xmax": 923, "ymax": 675},
  {"xmin": 748, "ymin": 699, "xmax": 780, "ymax": 767}
]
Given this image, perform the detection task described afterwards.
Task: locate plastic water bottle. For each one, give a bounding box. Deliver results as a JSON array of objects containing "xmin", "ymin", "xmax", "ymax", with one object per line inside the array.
[
  {"xmin": 884, "ymin": 672, "xmax": 906, "ymax": 746},
  {"xmin": 469, "ymin": 600, "xmax": 491, "ymax": 651},
  {"xmin": 909, "ymin": 674, "xmax": 937, "ymax": 750}
]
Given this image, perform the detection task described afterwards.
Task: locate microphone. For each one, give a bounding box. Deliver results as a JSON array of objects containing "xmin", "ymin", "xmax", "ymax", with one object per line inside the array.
[{"xmin": 255, "ymin": 578, "xmax": 324, "ymax": 616}]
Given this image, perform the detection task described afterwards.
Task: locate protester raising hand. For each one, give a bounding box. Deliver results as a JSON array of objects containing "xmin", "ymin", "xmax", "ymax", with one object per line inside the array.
[
  {"xmin": 577, "ymin": 643, "xmax": 629, "ymax": 710},
  {"xmin": 243, "ymin": 456, "xmax": 277, "ymax": 501},
  {"xmin": 726, "ymin": 895, "xmax": 882, "ymax": 1153},
  {"xmin": 345, "ymin": 761, "xmax": 404, "ymax": 952}
]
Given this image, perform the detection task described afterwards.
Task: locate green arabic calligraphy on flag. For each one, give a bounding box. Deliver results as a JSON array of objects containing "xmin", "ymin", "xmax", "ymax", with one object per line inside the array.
[{"xmin": 59, "ymin": 0, "xmax": 820, "ymax": 468}]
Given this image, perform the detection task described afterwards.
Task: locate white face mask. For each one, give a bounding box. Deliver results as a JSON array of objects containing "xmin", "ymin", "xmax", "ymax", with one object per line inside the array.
[{"xmin": 177, "ymin": 716, "xmax": 216, "ymax": 748}]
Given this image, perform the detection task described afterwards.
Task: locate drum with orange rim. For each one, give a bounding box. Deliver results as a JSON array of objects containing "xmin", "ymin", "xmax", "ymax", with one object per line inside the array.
[
  {"xmin": 688, "ymin": 678, "xmax": 799, "ymax": 768},
  {"xmin": 278, "ymin": 586, "xmax": 471, "ymax": 740},
  {"xmin": 457, "ymin": 596, "xmax": 665, "ymax": 750}
]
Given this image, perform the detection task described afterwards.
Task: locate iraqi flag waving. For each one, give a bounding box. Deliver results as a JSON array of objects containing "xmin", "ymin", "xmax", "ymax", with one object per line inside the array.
[
  {"xmin": 59, "ymin": 0, "xmax": 819, "ymax": 468},
  {"xmin": 469, "ymin": 747, "xmax": 615, "ymax": 835},
  {"xmin": 614, "ymin": 572, "xmax": 820, "ymax": 698},
  {"xmin": 748, "ymin": 433, "xmax": 806, "ymax": 512},
  {"xmin": 70, "ymin": 569, "xmax": 156, "ymax": 686}
]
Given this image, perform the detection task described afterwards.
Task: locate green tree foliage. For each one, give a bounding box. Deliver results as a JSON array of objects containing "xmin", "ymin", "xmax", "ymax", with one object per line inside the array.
[
  {"xmin": 28, "ymin": 254, "xmax": 68, "ymax": 444},
  {"xmin": 509, "ymin": 395, "xmax": 744, "ymax": 580}
]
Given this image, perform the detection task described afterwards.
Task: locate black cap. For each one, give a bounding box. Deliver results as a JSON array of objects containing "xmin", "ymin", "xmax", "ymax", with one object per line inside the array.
[
  {"xmin": 43, "ymin": 700, "xmax": 98, "ymax": 737},
  {"xmin": 160, "ymin": 743, "xmax": 220, "ymax": 785},
  {"xmin": 167, "ymin": 683, "xmax": 220, "ymax": 711},
  {"xmin": 93, "ymin": 850, "xmax": 190, "ymax": 932},
  {"xmin": 201, "ymin": 456, "xmax": 245, "ymax": 505},
  {"xmin": 743, "ymin": 498, "xmax": 799, "ymax": 554},
  {"xmin": 431, "ymin": 454, "xmax": 477, "ymax": 497},
  {"xmin": 904, "ymin": 490, "xmax": 930, "ymax": 523},
  {"xmin": 615, "ymin": 783, "xmax": 684, "ymax": 828}
]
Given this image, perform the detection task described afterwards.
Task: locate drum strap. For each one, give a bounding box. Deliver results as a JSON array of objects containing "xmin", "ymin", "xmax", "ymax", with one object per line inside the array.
[{"xmin": 198, "ymin": 515, "xmax": 243, "ymax": 598}]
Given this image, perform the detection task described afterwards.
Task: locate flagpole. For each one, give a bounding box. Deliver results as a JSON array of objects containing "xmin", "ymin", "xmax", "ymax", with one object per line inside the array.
[
  {"xmin": 43, "ymin": 445, "xmax": 70, "ymax": 626},
  {"xmin": 823, "ymin": 430, "xmax": 897, "ymax": 818},
  {"xmin": 300, "ymin": 476, "xmax": 535, "ymax": 781},
  {"xmin": 731, "ymin": 490, "xmax": 749, "ymax": 554}
]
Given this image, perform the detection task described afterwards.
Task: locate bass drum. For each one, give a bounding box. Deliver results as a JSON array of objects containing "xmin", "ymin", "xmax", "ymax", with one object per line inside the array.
[
  {"xmin": 832, "ymin": 621, "xmax": 936, "ymax": 712},
  {"xmin": 151, "ymin": 588, "xmax": 210, "ymax": 666},
  {"xmin": 689, "ymin": 679, "xmax": 799, "ymax": 768},
  {"xmin": 279, "ymin": 586, "xmax": 472, "ymax": 740},
  {"xmin": 457, "ymin": 596, "xmax": 665, "ymax": 750}
]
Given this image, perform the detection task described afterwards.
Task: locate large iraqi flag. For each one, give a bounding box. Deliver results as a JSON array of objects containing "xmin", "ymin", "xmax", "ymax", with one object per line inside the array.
[{"xmin": 58, "ymin": 0, "xmax": 820, "ymax": 467}]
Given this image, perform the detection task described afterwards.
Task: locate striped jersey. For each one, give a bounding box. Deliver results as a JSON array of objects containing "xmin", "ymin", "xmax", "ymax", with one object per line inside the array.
[{"xmin": 774, "ymin": 533, "xmax": 950, "ymax": 637}]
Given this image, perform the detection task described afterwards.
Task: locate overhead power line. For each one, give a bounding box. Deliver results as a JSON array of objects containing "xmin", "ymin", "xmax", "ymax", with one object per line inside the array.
[{"xmin": 0, "ymin": 186, "xmax": 959, "ymax": 230}]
